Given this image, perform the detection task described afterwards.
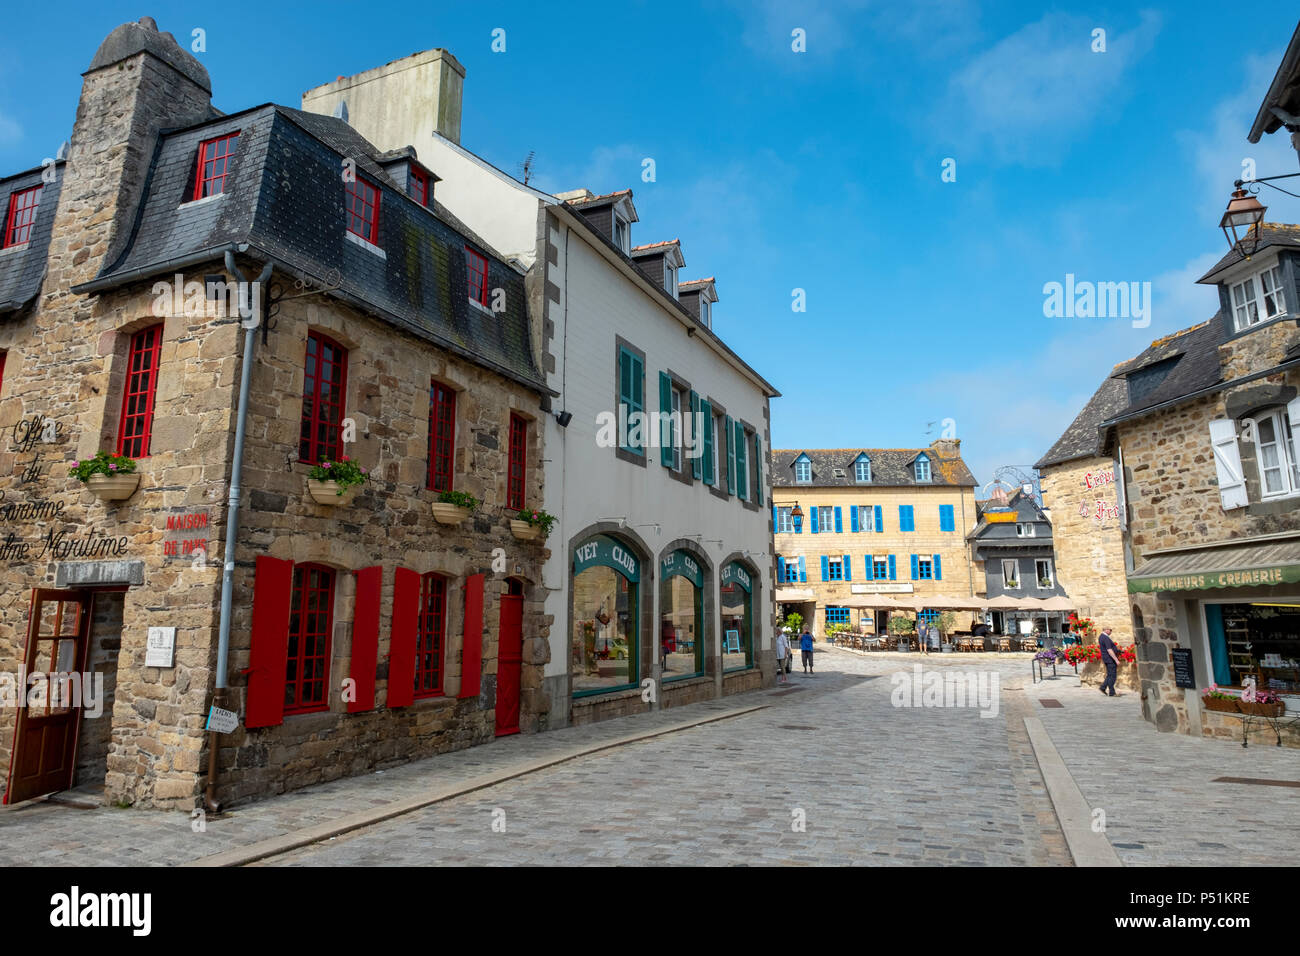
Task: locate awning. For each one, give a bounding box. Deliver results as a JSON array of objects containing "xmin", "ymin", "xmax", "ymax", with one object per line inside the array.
[
  {"xmin": 1128, "ymin": 534, "xmax": 1300, "ymax": 593},
  {"xmin": 775, "ymin": 588, "xmax": 816, "ymax": 602}
]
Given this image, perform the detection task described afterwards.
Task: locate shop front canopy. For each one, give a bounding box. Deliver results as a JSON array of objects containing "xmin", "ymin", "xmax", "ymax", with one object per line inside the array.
[
  {"xmin": 775, "ymin": 588, "xmax": 817, "ymax": 602},
  {"xmin": 1127, "ymin": 533, "xmax": 1300, "ymax": 593}
]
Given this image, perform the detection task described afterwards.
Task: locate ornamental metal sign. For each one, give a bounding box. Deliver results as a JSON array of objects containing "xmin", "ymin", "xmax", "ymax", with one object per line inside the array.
[
  {"xmin": 1128, "ymin": 564, "xmax": 1300, "ymax": 593},
  {"xmin": 661, "ymin": 550, "xmax": 703, "ymax": 588},
  {"xmin": 721, "ymin": 562, "xmax": 752, "ymax": 593},
  {"xmin": 573, "ymin": 535, "xmax": 640, "ymax": 583}
]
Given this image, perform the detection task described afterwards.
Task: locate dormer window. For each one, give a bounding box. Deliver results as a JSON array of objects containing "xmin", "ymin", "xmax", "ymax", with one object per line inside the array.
[
  {"xmin": 914, "ymin": 454, "xmax": 931, "ymax": 482},
  {"xmin": 794, "ymin": 455, "xmax": 811, "ymax": 483},
  {"xmin": 194, "ymin": 132, "xmax": 239, "ymax": 201},
  {"xmin": 613, "ymin": 215, "xmax": 630, "ymax": 254},
  {"xmin": 2, "ymin": 185, "xmax": 42, "ymax": 248},
  {"xmin": 345, "ymin": 176, "xmax": 380, "ymax": 245},
  {"xmin": 407, "ymin": 166, "xmax": 429, "ymax": 207},
  {"xmin": 853, "ymin": 455, "xmax": 871, "ymax": 482},
  {"xmin": 699, "ymin": 297, "xmax": 711, "ymax": 329},
  {"xmin": 1230, "ymin": 263, "xmax": 1286, "ymax": 331},
  {"xmin": 664, "ymin": 261, "xmax": 677, "ymax": 298},
  {"xmin": 465, "ymin": 246, "xmax": 490, "ymax": 307}
]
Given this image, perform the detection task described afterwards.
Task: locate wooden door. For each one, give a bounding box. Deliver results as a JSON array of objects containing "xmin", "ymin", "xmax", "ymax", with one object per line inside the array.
[
  {"xmin": 495, "ymin": 593, "xmax": 523, "ymax": 737},
  {"xmin": 4, "ymin": 589, "xmax": 93, "ymax": 804}
]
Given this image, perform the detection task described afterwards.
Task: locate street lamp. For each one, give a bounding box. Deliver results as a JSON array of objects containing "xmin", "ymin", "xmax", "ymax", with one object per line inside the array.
[{"xmin": 1220, "ymin": 186, "xmax": 1266, "ymax": 258}]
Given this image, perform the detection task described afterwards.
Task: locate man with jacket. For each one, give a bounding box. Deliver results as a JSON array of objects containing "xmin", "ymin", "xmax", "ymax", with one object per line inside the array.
[{"xmin": 1098, "ymin": 627, "xmax": 1121, "ymax": 697}]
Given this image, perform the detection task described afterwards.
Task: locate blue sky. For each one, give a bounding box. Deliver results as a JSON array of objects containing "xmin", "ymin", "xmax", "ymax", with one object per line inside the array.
[{"xmin": 3, "ymin": 1, "xmax": 1299, "ymax": 486}]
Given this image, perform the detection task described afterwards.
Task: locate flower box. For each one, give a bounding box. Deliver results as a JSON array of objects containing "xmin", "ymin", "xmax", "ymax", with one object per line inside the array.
[
  {"xmin": 510, "ymin": 519, "xmax": 541, "ymax": 541},
  {"xmin": 1236, "ymin": 699, "xmax": 1285, "ymax": 717},
  {"xmin": 307, "ymin": 479, "xmax": 360, "ymax": 506},
  {"xmin": 87, "ymin": 472, "xmax": 140, "ymax": 501},
  {"xmin": 1202, "ymin": 695, "xmax": 1238, "ymax": 713},
  {"xmin": 431, "ymin": 501, "xmax": 472, "ymax": 525}
]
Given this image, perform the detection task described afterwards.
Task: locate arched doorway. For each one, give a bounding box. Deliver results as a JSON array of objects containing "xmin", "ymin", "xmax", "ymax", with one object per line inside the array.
[
  {"xmin": 571, "ymin": 534, "xmax": 642, "ymax": 696},
  {"xmin": 495, "ymin": 578, "xmax": 524, "ymax": 737},
  {"xmin": 721, "ymin": 561, "xmax": 754, "ymax": 671},
  {"xmin": 660, "ymin": 549, "xmax": 705, "ymax": 681}
]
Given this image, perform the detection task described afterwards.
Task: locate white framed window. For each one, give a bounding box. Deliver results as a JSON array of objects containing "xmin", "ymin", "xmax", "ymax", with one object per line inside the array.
[
  {"xmin": 664, "ymin": 261, "xmax": 677, "ymax": 298},
  {"xmin": 776, "ymin": 506, "xmax": 793, "ymax": 533},
  {"xmin": 1231, "ymin": 264, "xmax": 1286, "ymax": 331},
  {"xmin": 857, "ymin": 505, "xmax": 875, "ymax": 532},
  {"xmin": 818, "ymin": 506, "xmax": 835, "ymax": 533},
  {"xmin": 1001, "ymin": 559, "xmax": 1020, "ymax": 589},
  {"xmin": 795, "ymin": 457, "xmax": 811, "ymax": 483},
  {"xmin": 915, "ymin": 454, "xmax": 931, "ymax": 482},
  {"xmin": 613, "ymin": 215, "xmax": 630, "ymax": 253},
  {"xmin": 1254, "ymin": 409, "xmax": 1300, "ymax": 498},
  {"xmin": 1016, "ymin": 522, "xmax": 1036, "ymax": 537},
  {"xmin": 699, "ymin": 297, "xmax": 711, "ymax": 329},
  {"xmin": 854, "ymin": 456, "xmax": 871, "ymax": 482},
  {"xmin": 1035, "ymin": 559, "xmax": 1054, "ymax": 589}
]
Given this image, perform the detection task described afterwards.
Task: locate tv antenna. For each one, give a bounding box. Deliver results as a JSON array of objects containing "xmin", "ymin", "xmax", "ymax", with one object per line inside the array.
[{"xmin": 519, "ymin": 151, "xmax": 536, "ymax": 185}]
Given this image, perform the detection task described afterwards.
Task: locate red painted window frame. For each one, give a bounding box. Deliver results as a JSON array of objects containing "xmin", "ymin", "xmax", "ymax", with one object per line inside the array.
[
  {"xmin": 465, "ymin": 246, "xmax": 489, "ymax": 305},
  {"xmin": 407, "ymin": 166, "xmax": 429, "ymax": 207},
  {"xmin": 2, "ymin": 185, "xmax": 42, "ymax": 248},
  {"xmin": 0, "ymin": 351, "xmax": 7, "ymax": 398},
  {"xmin": 117, "ymin": 325, "xmax": 164, "ymax": 459},
  {"xmin": 507, "ymin": 413, "xmax": 527, "ymax": 510},
  {"xmin": 427, "ymin": 381, "xmax": 456, "ymax": 492},
  {"xmin": 193, "ymin": 132, "xmax": 239, "ymax": 201},
  {"xmin": 345, "ymin": 176, "xmax": 381, "ymax": 244},
  {"xmin": 299, "ymin": 331, "xmax": 348, "ymax": 464},
  {"xmin": 414, "ymin": 572, "xmax": 448, "ymax": 698},
  {"xmin": 285, "ymin": 563, "xmax": 335, "ymax": 715}
]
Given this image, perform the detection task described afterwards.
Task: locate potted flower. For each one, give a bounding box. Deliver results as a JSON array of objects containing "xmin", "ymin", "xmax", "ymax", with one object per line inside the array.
[
  {"xmin": 431, "ymin": 489, "xmax": 478, "ymax": 525},
  {"xmin": 1200, "ymin": 684, "xmax": 1239, "ymax": 713},
  {"xmin": 1237, "ymin": 685, "xmax": 1286, "ymax": 717},
  {"xmin": 306, "ymin": 455, "xmax": 368, "ymax": 506},
  {"xmin": 71, "ymin": 452, "xmax": 140, "ymax": 501},
  {"xmin": 510, "ymin": 507, "xmax": 556, "ymax": 541}
]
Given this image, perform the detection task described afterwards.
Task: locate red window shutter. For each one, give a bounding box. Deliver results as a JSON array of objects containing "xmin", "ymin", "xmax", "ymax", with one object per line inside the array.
[
  {"xmin": 459, "ymin": 573, "xmax": 485, "ymax": 699},
  {"xmin": 246, "ymin": 555, "xmax": 294, "ymax": 728},
  {"xmin": 349, "ymin": 566, "xmax": 382, "ymax": 713},
  {"xmin": 386, "ymin": 567, "xmax": 419, "ymax": 708}
]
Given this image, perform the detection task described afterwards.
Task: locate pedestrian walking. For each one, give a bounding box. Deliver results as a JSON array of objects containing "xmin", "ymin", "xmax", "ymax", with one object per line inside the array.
[
  {"xmin": 800, "ymin": 628, "xmax": 814, "ymax": 675},
  {"xmin": 775, "ymin": 629, "xmax": 791, "ymax": 685},
  {"xmin": 917, "ymin": 618, "xmax": 930, "ymax": 655},
  {"xmin": 1098, "ymin": 626, "xmax": 1121, "ymax": 697}
]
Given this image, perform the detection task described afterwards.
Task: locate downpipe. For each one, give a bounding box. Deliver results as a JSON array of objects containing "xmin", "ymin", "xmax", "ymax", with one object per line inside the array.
[{"xmin": 204, "ymin": 252, "xmax": 272, "ymax": 814}]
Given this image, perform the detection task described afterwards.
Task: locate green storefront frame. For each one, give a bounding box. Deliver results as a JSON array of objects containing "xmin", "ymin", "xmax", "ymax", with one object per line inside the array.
[{"xmin": 573, "ymin": 534, "xmax": 641, "ymax": 698}]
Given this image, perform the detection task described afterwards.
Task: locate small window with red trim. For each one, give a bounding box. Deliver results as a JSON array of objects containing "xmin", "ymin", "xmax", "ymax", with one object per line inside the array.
[
  {"xmin": 2, "ymin": 185, "xmax": 42, "ymax": 248},
  {"xmin": 285, "ymin": 563, "xmax": 334, "ymax": 714},
  {"xmin": 415, "ymin": 572, "xmax": 447, "ymax": 698},
  {"xmin": 193, "ymin": 132, "xmax": 239, "ymax": 201},
  {"xmin": 118, "ymin": 324, "xmax": 164, "ymax": 459},
  {"xmin": 507, "ymin": 414, "xmax": 527, "ymax": 510},
  {"xmin": 299, "ymin": 331, "xmax": 348, "ymax": 464},
  {"xmin": 427, "ymin": 381, "xmax": 456, "ymax": 492},
  {"xmin": 465, "ymin": 246, "xmax": 489, "ymax": 306},
  {"xmin": 407, "ymin": 167, "xmax": 429, "ymax": 207},
  {"xmin": 346, "ymin": 176, "xmax": 381, "ymax": 244}
]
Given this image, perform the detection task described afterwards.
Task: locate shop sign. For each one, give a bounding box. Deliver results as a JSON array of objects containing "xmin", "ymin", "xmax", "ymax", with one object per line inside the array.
[
  {"xmin": 661, "ymin": 550, "xmax": 702, "ymax": 588},
  {"xmin": 852, "ymin": 583, "xmax": 914, "ymax": 593},
  {"xmin": 1082, "ymin": 468, "xmax": 1115, "ymax": 488},
  {"xmin": 573, "ymin": 535, "xmax": 640, "ymax": 582},
  {"xmin": 145, "ymin": 627, "xmax": 176, "ymax": 668},
  {"xmin": 1171, "ymin": 648, "xmax": 1195, "ymax": 689},
  {"xmin": 162, "ymin": 510, "xmax": 209, "ymax": 559},
  {"xmin": 1128, "ymin": 564, "xmax": 1300, "ymax": 592},
  {"xmin": 721, "ymin": 562, "xmax": 752, "ymax": 593}
]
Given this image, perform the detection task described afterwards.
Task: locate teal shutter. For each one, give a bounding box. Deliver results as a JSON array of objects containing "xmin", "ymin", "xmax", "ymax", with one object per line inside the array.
[
  {"xmin": 690, "ymin": 390, "xmax": 702, "ymax": 479},
  {"xmin": 834, "ymin": 507, "xmax": 842, "ymax": 532},
  {"xmin": 820, "ymin": 555, "xmax": 829, "ymax": 581},
  {"xmin": 888, "ymin": 555, "xmax": 896, "ymax": 580},
  {"xmin": 725, "ymin": 415, "xmax": 736, "ymax": 494},
  {"xmin": 798, "ymin": 556, "xmax": 806, "ymax": 583},
  {"xmin": 843, "ymin": 554, "xmax": 851, "ymax": 581},
  {"xmin": 910, "ymin": 554, "xmax": 919, "ymax": 579},
  {"xmin": 875, "ymin": 505, "xmax": 883, "ymax": 532},
  {"xmin": 933, "ymin": 553, "xmax": 942, "ymax": 580},
  {"xmin": 735, "ymin": 422, "xmax": 748, "ymax": 500},
  {"xmin": 850, "ymin": 506, "xmax": 859, "ymax": 533},
  {"xmin": 631, "ymin": 353, "xmax": 644, "ymax": 453},
  {"xmin": 865, "ymin": 554, "xmax": 873, "ymax": 579},
  {"xmin": 701, "ymin": 401, "xmax": 714, "ymax": 485},
  {"xmin": 754, "ymin": 435, "xmax": 763, "ymax": 506},
  {"xmin": 777, "ymin": 556, "xmax": 786, "ymax": 581},
  {"xmin": 659, "ymin": 371, "xmax": 673, "ymax": 467},
  {"xmin": 810, "ymin": 506, "xmax": 819, "ymax": 534}
]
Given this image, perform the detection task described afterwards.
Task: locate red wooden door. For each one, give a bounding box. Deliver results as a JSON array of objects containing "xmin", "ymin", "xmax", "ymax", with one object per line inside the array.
[
  {"xmin": 495, "ymin": 594, "xmax": 523, "ymax": 737},
  {"xmin": 4, "ymin": 589, "xmax": 93, "ymax": 804}
]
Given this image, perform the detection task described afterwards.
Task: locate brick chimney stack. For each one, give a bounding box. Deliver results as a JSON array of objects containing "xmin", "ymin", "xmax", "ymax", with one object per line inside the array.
[{"xmin": 43, "ymin": 16, "xmax": 212, "ymax": 304}]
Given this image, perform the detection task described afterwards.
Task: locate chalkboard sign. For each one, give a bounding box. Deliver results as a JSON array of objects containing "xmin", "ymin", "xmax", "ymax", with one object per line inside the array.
[{"xmin": 1172, "ymin": 648, "xmax": 1195, "ymax": 689}]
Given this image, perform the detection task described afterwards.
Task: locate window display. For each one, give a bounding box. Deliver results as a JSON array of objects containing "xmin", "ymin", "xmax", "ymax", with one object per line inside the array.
[
  {"xmin": 721, "ymin": 561, "xmax": 753, "ymax": 671},
  {"xmin": 571, "ymin": 535, "xmax": 641, "ymax": 695},
  {"xmin": 660, "ymin": 550, "xmax": 704, "ymax": 681},
  {"xmin": 1215, "ymin": 601, "xmax": 1300, "ymax": 693}
]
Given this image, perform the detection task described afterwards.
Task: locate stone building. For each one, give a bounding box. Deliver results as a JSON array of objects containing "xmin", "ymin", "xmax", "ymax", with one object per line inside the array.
[
  {"xmin": 301, "ymin": 51, "xmax": 780, "ymax": 728},
  {"xmin": 769, "ymin": 441, "xmax": 980, "ymax": 637},
  {"xmin": 0, "ymin": 18, "xmax": 553, "ymax": 809}
]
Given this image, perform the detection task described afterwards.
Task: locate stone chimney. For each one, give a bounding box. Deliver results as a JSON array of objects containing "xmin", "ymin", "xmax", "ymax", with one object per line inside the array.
[
  {"xmin": 930, "ymin": 436, "xmax": 961, "ymax": 461},
  {"xmin": 44, "ymin": 17, "xmax": 212, "ymax": 301},
  {"xmin": 301, "ymin": 48, "xmax": 466, "ymax": 151}
]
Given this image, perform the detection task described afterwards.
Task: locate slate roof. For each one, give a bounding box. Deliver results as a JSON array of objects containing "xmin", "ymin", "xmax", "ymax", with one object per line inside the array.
[
  {"xmin": 968, "ymin": 489, "xmax": 1052, "ymax": 541},
  {"xmin": 0, "ymin": 163, "xmax": 64, "ymax": 315},
  {"xmin": 73, "ymin": 104, "xmax": 546, "ymax": 394},
  {"xmin": 769, "ymin": 447, "xmax": 976, "ymax": 488},
  {"xmin": 1198, "ymin": 223, "xmax": 1300, "ymax": 283}
]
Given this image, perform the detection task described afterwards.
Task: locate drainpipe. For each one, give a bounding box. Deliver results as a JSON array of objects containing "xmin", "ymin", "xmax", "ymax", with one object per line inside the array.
[{"xmin": 204, "ymin": 251, "xmax": 272, "ymax": 813}]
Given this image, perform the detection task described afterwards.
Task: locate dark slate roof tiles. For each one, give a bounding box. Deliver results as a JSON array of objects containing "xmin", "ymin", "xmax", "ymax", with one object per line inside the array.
[{"xmin": 0, "ymin": 164, "xmax": 64, "ymax": 315}]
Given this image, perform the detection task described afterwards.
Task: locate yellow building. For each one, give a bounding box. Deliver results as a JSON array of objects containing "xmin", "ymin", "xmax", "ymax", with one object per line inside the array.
[{"xmin": 769, "ymin": 440, "xmax": 980, "ymax": 638}]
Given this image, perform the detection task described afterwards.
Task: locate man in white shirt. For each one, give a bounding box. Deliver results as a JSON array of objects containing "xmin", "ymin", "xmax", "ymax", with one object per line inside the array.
[{"xmin": 775, "ymin": 630, "xmax": 791, "ymax": 685}]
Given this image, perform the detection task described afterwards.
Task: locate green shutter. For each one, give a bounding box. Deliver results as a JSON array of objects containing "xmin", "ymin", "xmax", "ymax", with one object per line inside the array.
[
  {"xmin": 659, "ymin": 371, "xmax": 673, "ymax": 467},
  {"xmin": 735, "ymin": 421, "xmax": 747, "ymax": 500},
  {"xmin": 753, "ymin": 434, "xmax": 763, "ymax": 506},
  {"xmin": 690, "ymin": 391, "xmax": 702, "ymax": 479},
  {"xmin": 702, "ymin": 401, "xmax": 714, "ymax": 485},
  {"xmin": 725, "ymin": 415, "xmax": 736, "ymax": 495}
]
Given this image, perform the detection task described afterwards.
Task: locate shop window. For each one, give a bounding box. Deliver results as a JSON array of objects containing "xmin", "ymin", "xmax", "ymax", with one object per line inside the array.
[
  {"xmin": 193, "ymin": 132, "xmax": 239, "ymax": 201},
  {"xmin": 2, "ymin": 184, "xmax": 42, "ymax": 247},
  {"xmin": 299, "ymin": 331, "xmax": 347, "ymax": 464},
  {"xmin": 345, "ymin": 176, "xmax": 380, "ymax": 244},
  {"xmin": 507, "ymin": 413, "xmax": 527, "ymax": 509},
  {"xmin": 466, "ymin": 246, "xmax": 489, "ymax": 306},
  {"xmin": 427, "ymin": 382, "xmax": 456, "ymax": 492},
  {"xmin": 826, "ymin": 606, "xmax": 849, "ymax": 624},
  {"xmin": 721, "ymin": 563, "xmax": 753, "ymax": 671},
  {"xmin": 660, "ymin": 552, "xmax": 704, "ymax": 682},
  {"xmin": 285, "ymin": 564, "xmax": 334, "ymax": 714},
  {"xmin": 572, "ymin": 535, "xmax": 641, "ymax": 696},
  {"xmin": 117, "ymin": 324, "xmax": 163, "ymax": 459},
  {"xmin": 1211, "ymin": 602, "xmax": 1300, "ymax": 692},
  {"xmin": 414, "ymin": 573, "xmax": 447, "ymax": 698}
]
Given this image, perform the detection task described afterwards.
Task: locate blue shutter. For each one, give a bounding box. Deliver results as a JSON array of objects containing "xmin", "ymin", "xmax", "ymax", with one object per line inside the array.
[
  {"xmin": 888, "ymin": 554, "xmax": 896, "ymax": 580},
  {"xmin": 725, "ymin": 415, "xmax": 736, "ymax": 494},
  {"xmin": 810, "ymin": 506, "xmax": 819, "ymax": 534},
  {"xmin": 865, "ymin": 554, "xmax": 874, "ymax": 580},
  {"xmin": 875, "ymin": 505, "xmax": 883, "ymax": 532},
  {"xmin": 834, "ymin": 507, "xmax": 842, "ymax": 533},
  {"xmin": 933, "ymin": 553, "xmax": 942, "ymax": 580},
  {"xmin": 777, "ymin": 556, "xmax": 786, "ymax": 581},
  {"xmin": 772, "ymin": 505, "xmax": 778, "ymax": 528},
  {"xmin": 690, "ymin": 390, "xmax": 702, "ymax": 479},
  {"xmin": 910, "ymin": 554, "xmax": 919, "ymax": 579},
  {"xmin": 850, "ymin": 506, "xmax": 859, "ymax": 533},
  {"xmin": 939, "ymin": 504, "xmax": 954, "ymax": 532},
  {"xmin": 820, "ymin": 555, "xmax": 829, "ymax": 581},
  {"xmin": 701, "ymin": 401, "xmax": 714, "ymax": 485},
  {"xmin": 899, "ymin": 505, "xmax": 914, "ymax": 532},
  {"xmin": 843, "ymin": 554, "xmax": 852, "ymax": 581},
  {"xmin": 798, "ymin": 556, "xmax": 807, "ymax": 582}
]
